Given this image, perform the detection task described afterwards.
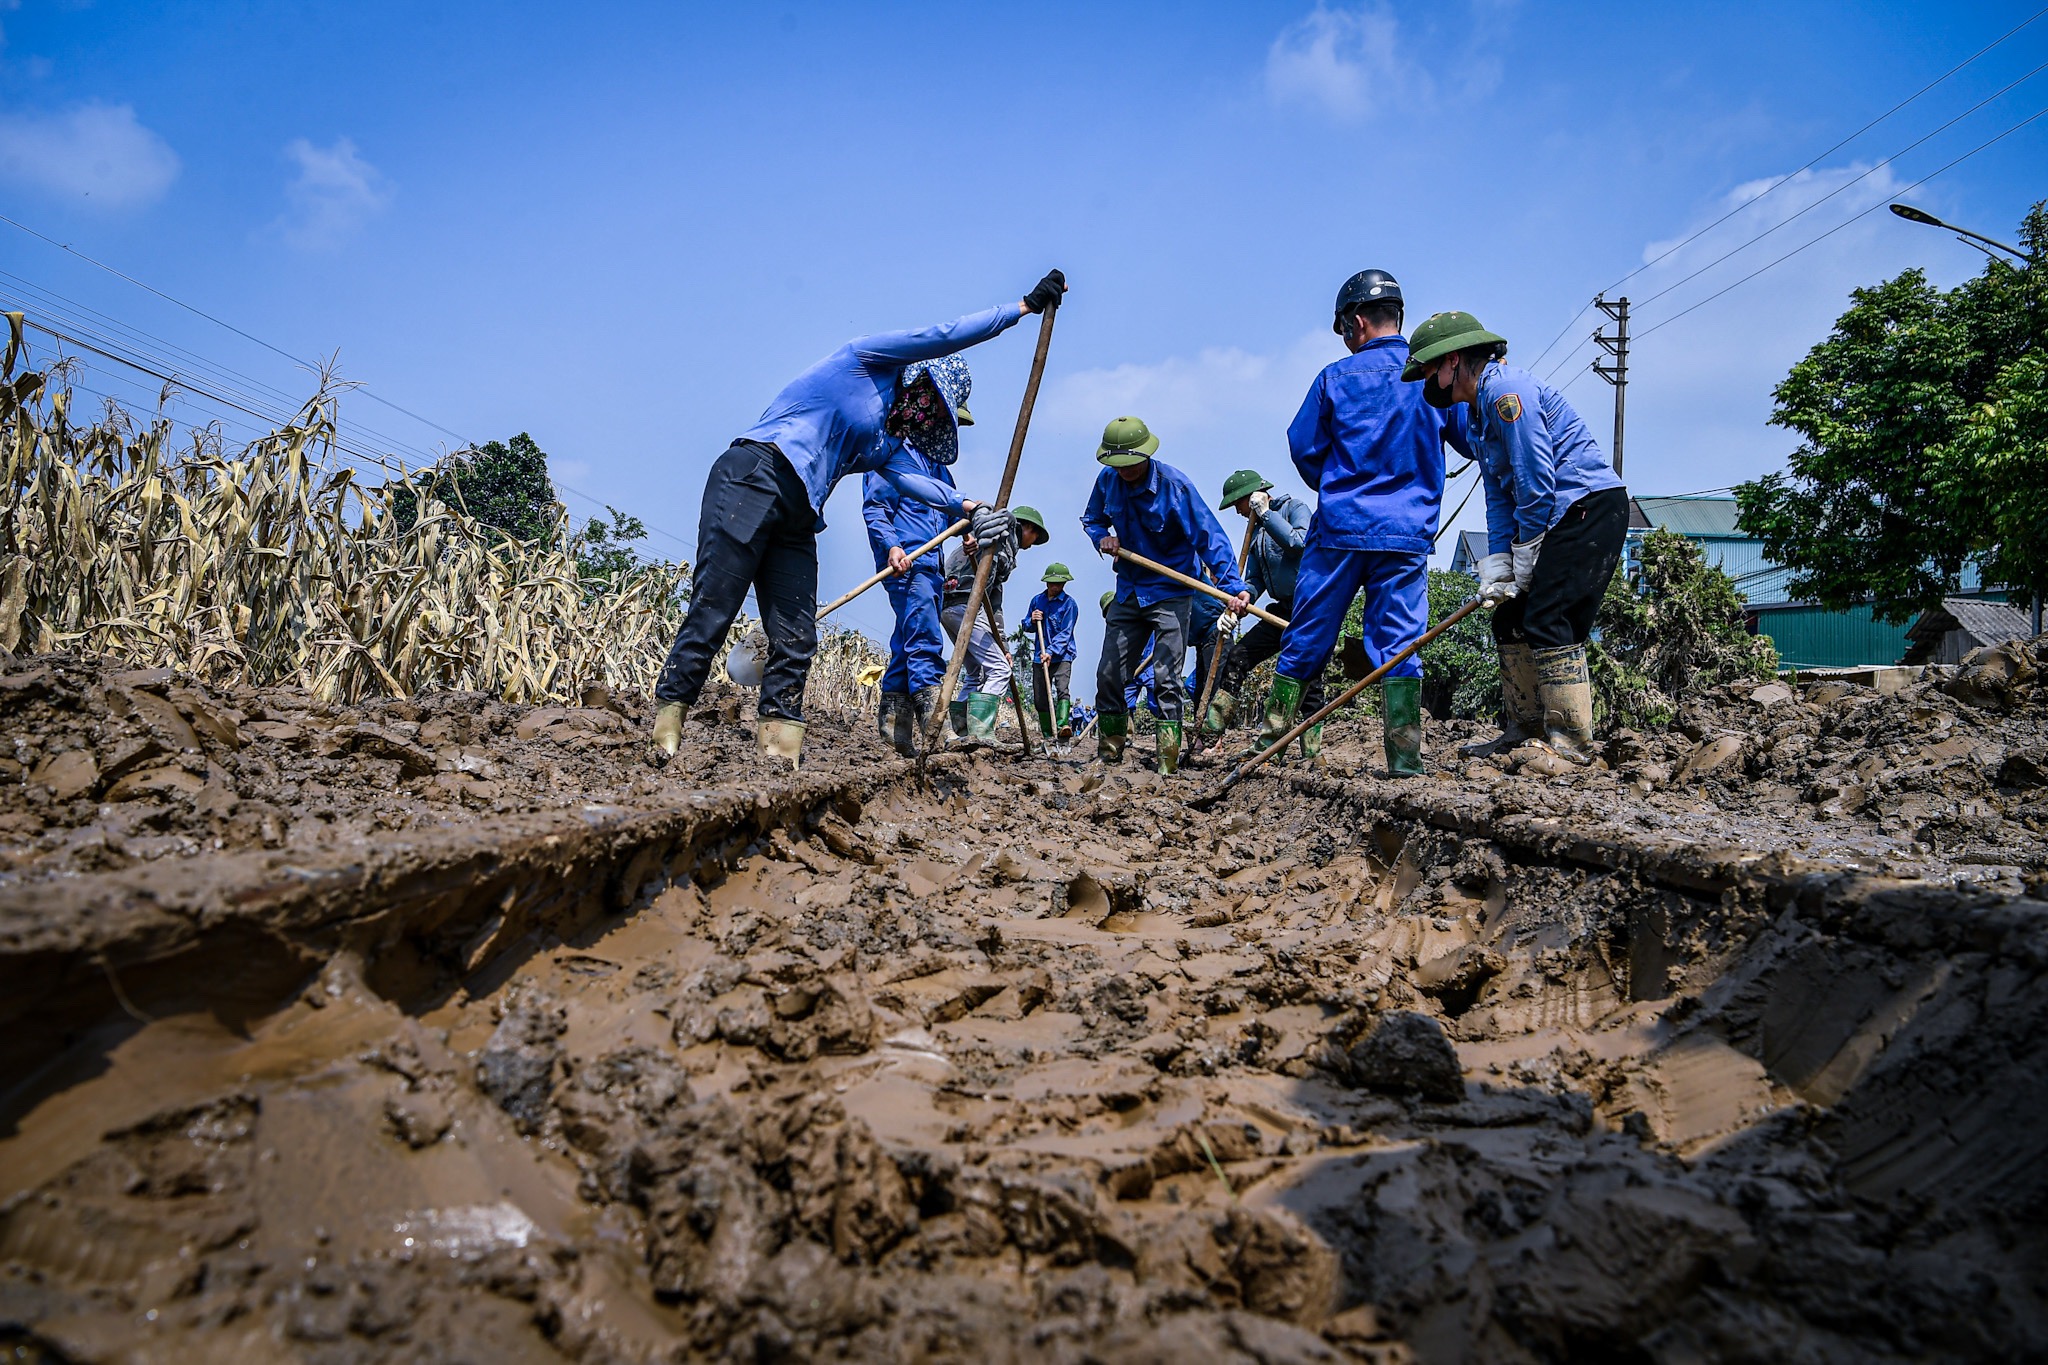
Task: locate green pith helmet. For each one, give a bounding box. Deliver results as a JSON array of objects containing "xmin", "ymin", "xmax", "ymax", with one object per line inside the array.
[
  {"xmin": 1100, "ymin": 590, "xmax": 1115, "ymax": 613},
  {"xmin": 1012, "ymin": 505, "xmax": 1050, "ymax": 546},
  {"xmin": 1042, "ymin": 561, "xmax": 1074, "ymax": 584},
  {"xmin": 1219, "ymin": 469, "xmax": 1273, "ymax": 509},
  {"xmin": 1401, "ymin": 311, "xmax": 1507, "ymax": 382},
  {"xmin": 1096, "ymin": 415, "xmax": 1159, "ymax": 467}
]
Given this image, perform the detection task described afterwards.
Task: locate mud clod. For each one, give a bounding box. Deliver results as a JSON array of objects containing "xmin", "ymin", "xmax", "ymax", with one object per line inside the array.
[{"xmin": 1344, "ymin": 1011, "xmax": 1465, "ymax": 1103}]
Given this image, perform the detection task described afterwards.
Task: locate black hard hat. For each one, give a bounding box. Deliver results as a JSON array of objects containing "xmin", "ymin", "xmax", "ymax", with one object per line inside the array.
[{"xmin": 1333, "ymin": 269, "xmax": 1403, "ymax": 333}]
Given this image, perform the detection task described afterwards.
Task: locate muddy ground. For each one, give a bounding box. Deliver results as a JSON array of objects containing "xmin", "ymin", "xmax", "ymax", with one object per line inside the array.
[{"xmin": 2, "ymin": 645, "xmax": 2046, "ymax": 1363}]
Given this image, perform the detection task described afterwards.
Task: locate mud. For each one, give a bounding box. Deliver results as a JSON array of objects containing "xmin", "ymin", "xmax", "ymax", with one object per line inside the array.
[{"xmin": 3, "ymin": 646, "xmax": 2046, "ymax": 1362}]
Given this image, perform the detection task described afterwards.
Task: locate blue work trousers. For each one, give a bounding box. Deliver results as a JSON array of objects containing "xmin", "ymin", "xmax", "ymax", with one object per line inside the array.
[
  {"xmin": 880, "ymin": 564, "xmax": 947, "ymax": 694},
  {"xmin": 1274, "ymin": 546, "xmax": 1428, "ymax": 683}
]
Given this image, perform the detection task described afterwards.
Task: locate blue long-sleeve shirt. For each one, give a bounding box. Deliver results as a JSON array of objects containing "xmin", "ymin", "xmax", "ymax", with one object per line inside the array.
[
  {"xmin": 1470, "ymin": 362, "xmax": 1624, "ymax": 554},
  {"xmin": 740, "ymin": 304, "xmax": 1022, "ymax": 517},
  {"xmin": 1246, "ymin": 493, "xmax": 1313, "ymax": 602},
  {"xmin": 1079, "ymin": 459, "xmax": 1251, "ymax": 607},
  {"xmin": 1286, "ymin": 335, "xmax": 1472, "ymax": 555},
  {"xmin": 1027, "ymin": 589, "xmax": 1079, "ymax": 661},
  {"xmin": 861, "ymin": 450, "xmax": 956, "ymax": 573}
]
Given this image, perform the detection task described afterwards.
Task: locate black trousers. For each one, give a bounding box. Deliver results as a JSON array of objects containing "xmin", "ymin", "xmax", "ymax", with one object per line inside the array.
[
  {"xmin": 654, "ymin": 441, "xmax": 819, "ymax": 721},
  {"xmin": 1215, "ymin": 597, "xmax": 1327, "ymax": 712},
  {"xmin": 1492, "ymin": 486, "xmax": 1629, "ymax": 651}
]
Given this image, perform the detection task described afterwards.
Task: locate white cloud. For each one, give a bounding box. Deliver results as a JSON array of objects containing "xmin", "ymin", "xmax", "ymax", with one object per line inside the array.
[
  {"xmin": 275, "ymin": 136, "xmax": 391, "ymax": 250},
  {"xmin": 1264, "ymin": 2, "xmax": 1422, "ymax": 121},
  {"xmin": 0, "ymin": 101, "xmax": 179, "ymax": 207}
]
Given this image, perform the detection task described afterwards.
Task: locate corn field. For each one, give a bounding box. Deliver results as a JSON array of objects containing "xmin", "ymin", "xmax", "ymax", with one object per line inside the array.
[{"xmin": 0, "ymin": 319, "xmax": 888, "ymax": 714}]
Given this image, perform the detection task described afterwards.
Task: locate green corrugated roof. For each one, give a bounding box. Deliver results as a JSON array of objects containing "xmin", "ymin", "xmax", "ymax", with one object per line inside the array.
[{"xmin": 1632, "ymin": 496, "xmax": 1744, "ymax": 538}]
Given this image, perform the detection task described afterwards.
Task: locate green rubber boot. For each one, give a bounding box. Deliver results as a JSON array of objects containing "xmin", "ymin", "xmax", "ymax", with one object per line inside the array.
[
  {"xmin": 1097, "ymin": 711, "xmax": 1128, "ymax": 764},
  {"xmin": 1035, "ymin": 705, "xmax": 1055, "ymax": 737},
  {"xmin": 947, "ymin": 698, "xmax": 969, "ymax": 741},
  {"xmin": 1156, "ymin": 720, "xmax": 1183, "ymax": 775},
  {"xmin": 1256, "ymin": 676, "xmax": 1305, "ymax": 753},
  {"xmin": 1299, "ymin": 720, "xmax": 1324, "ymax": 765},
  {"xmin": 1202, "ymin": 689, "xmax": 1237, "ymax": 738},
  {"xmin": 1055, "ymin": 699, "xmax": 1072, "ymax": 739},
  {"xmin": 1382, "ymin": 676, "xmax": 1424, "ymax": 777},
  {"xmin": 966, "ymin": 690, "xmax": 1002, "ymax": 741}
]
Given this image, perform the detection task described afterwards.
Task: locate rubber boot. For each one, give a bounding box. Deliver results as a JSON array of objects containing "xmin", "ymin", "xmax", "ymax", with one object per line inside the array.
[
  {"xmin": 1299, "ymin": 720, "xmax": 1324, "ymax": 765},
  {"xmin": 758, "ymin": 719, "xmax": 805, "ymax": 771},
  {"xmin": 652, "ymin": 701, "xmax": 684, "ymax": 759},
  {"xmin": 1381, "ymin": 676, "xmax": 1424, "ymax": 777},
  {"xmin": 1202, "ymin": 689, "xmax": 1237, "ymax": 738},
  {"xmin": 1097, "ymin": 711, "xmax": 1128, "ymax": 764},
  {"xmin": 1035, "ymin": 705, "xmax": 1055, "ymax": 738},
  {"xmin": 965, "ymin": 690, "xmax": 1002, "ymax": 741},
  {"xmin": 1256, "ymin": 676, "xmax": 1305, "ymax": 753},
  {"xmin": 947, "ymin": 698, "xmax": 969, "ymax": 741},
  {"xmin": 1461, "ymin": 642, "xmax": 1542, "ymax": 758},
  {"xmin": 1055, "ymin": 698, "xmax": 1072, "ymax": 740},
  {"xmin": 910, "ymin": 685, "xmax": 941, "ymax": 749},
  {"xmin": 878, "ymin": 691, "xmax": 910, "ymax": 756},
  {"xmin": 1533, "ymin": 643, "xmax": 1596, "ymax": 765},
  {"xmin": 1155, "ymin": 720, "xmax": 1183, "ymax": 775}
]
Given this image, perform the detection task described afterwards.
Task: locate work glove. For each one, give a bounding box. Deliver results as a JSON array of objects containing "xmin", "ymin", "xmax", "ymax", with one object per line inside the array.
[
  {"xmin": 1247, "ymin": 489, "xmax": 1271, "ymax": 516},
  {"xmin": 1475, "ymin": 551, "xmax": 1517, "ymax": 606},
  {"xmin": 1023, "ymin": 269, "xmax": 1067, "ymax": 314},
  {"xmin": 970, "ymin": 504, "xmax": 1017, "ymax": 556},
  {"xmin": 1511, "ymin": 535, "xmax": 1544, "ymax": 592}
]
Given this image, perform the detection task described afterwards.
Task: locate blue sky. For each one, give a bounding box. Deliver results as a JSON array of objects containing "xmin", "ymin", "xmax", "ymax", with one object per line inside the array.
[{"xmin": 2, "ymin": 1, "xmax": 2043, "ymax": 665}]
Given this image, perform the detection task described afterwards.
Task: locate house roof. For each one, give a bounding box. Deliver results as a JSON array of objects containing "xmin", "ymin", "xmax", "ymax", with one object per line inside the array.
[
  {"xmin": 1448, "ymin": 530, "xmax": 1488, "ymax": 573},
  {"xmin": 1906, "ymin": 596, "xmax": 2033, "ymax": 648},
  {"xmin": 1629, "ymin": 496, "xmax": 1745, "ymax": 538}
]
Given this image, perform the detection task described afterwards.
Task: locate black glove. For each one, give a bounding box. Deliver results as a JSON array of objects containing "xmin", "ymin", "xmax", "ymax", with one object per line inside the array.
[
  {"xmin": 1023, "ymin": 269, "xmax": 1067, "ymax": 314},
  {"xmin": 970, "ymin": 505, "xmax": 1017, "ymax": 555}
]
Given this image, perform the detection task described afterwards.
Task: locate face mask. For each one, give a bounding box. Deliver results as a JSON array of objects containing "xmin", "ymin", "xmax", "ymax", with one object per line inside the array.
[{"xmin": 1422, "ymin": 372, "xmax": 1457, "ymax": 409}]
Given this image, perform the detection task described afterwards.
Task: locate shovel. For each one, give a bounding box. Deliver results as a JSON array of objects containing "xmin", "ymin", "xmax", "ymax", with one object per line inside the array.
[{"xmin": 1110, "ymin": 548, "xmax": 1288, "ymax": 629}]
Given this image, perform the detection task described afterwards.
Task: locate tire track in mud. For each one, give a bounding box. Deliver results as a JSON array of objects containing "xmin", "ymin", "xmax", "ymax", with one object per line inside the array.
[{"xmin": 5, "ymin": 730, "xmax": 2046, "ymax": 1363}]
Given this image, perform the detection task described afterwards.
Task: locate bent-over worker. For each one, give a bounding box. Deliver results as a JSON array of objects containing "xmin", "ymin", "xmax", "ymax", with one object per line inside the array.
[{"xmin": 1027, "ymin": 563, "xmax": 1079, "ymax": 738}]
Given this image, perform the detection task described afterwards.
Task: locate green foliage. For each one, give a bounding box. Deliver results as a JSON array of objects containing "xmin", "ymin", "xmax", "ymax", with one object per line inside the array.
[
  {"xmin": 575, "ymin": 505, "xmax": 651, "ymax": 590},
  {"xmin": 1736, "ymin": 203, "xmax": 2047, "ymax": 622},
  {"xmin": 389, "ymin": 432, "xmax": 561, "ymax": 545},
  {"xmin": 1418, "ymin": 570, "xmax": 1498, "ymax": 719},
  {"xmin": 1594, "ymin": 529, "xmax": 1779, "ymax": 730}
]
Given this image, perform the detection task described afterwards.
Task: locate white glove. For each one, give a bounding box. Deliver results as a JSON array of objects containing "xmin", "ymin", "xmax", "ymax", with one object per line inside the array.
[
  {"xmin": 1476, "ymin": 552, "xmax": 1518, "ymax": 606},
  {"xmin": 1247, "ymin": 489, "xmax": 1271, "ymax": 516},
  {"xmin": 1511, "ymin": 535, "xmax": 1544, "ymax": 592}
]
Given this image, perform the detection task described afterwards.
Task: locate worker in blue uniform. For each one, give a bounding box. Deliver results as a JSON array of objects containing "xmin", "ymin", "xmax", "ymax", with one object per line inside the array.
[
  {"xmin": 1080, "ymin": 416, "xmax": 1251, "ymax": 774},
  {"xmin": 861, "ymin": 365, "xmax": 967, "ymax": 756},
  {"xmin": 1403, "ymin": 310, "xmax": 1628, "ymax": 765},
  {"xmin": 1027, "ymin": 563, "xmax": 1080, "ymax": 737},
  {"xmin": 650, "ymin": 270, "xmax": 1065, "ymax": 770},
  {"xmin": 1266, "ymin": 270, "xmax": 1472, "ymax": 776}
]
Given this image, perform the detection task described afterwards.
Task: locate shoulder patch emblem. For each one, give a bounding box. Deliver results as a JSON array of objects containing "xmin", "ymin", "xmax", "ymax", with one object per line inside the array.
[{"xmin": 1494, "ymin": 393, "xmax": 1523, "ymax": 424}]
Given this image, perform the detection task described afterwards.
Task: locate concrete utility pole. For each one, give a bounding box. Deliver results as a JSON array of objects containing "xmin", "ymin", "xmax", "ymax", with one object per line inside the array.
[{"xmin": 1593, "ymin": 294, "xmax": 1629, "ymax": 476}]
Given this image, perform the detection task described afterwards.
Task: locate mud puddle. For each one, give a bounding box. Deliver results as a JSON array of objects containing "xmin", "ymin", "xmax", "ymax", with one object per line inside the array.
[{"xmin": 3, "ymin": 650, "xmax": 2048, "ymax": 1361}]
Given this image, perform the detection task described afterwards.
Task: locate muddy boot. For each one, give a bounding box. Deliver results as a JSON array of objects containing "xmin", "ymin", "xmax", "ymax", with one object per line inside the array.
[
  {"xmin": 1382, "ymin": 676, "xmax": 1424, "ymax": 777},
  {"xmin": 1035, "ymin": 705, "xmax": 1055, "ymax": 738},
  {"xmin": 1461, "ymin": 642, "xmax": 1541, "ymax": 758},
  {"xmin": 1202, "ymin": 689, "xmax": 1237, "ymax": 739},
  {"xmin": 1097, "ymin": 711, "xmax": 1128, "ymax": 764},
  {"xmin": 652, "ymin": 700, "xmax": 684, "ymax": 759},
  {"xmin": 965, "ymin": 691, "xmax": 1002, "ymax": 741},
  {"xmin": 947, "ymin": 698, "xmax": 970, "ymax": 741},
  {"xmin": 1534, "ymin": 643, "xmax": 1596, "ymax": 765},
  {"xmin": 758, "ymin": 719, "xmax": 805, "ymax": 771},
  {"xmin": 1055, "ymin": 699, "xmax": 1072, "ymax": 740},
  {"xmin": 1299, "ymin": 720, "xmax": 1323, "ymax": 765},
  {"xmin": 1155, "ymin": 720, "xmax": 1183, "ymax": 775},
  {"xmin": 1255, "ymin": 676, "xmax": 1304, "ymax": 753},
  {"xmin": 909, "ymin": 685, "xmax": 941, "ymax": 749},
  {"xmin": 878, "ymin": 691, "xmax": 910, "ymax": 755}
]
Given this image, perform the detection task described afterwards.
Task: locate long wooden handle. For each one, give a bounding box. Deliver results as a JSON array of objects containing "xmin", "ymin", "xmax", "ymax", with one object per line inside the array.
[
  {"xmin": 1112, "ymin": 547, "xmax": 1287, "ymax": 628},
  {"xmin": 924, "ymin": 304, "xmax": 1057, "ymax": 754},
  {"xmin": 980, "ymin": 595, "xmax": 1036, "ymax": 756},
  {"xmin": 1189, "ymin": 518, "xmax": 1258, "ymax": 751},
  {"xmin": 817, "ymin": 518, "xmax": 970, "ymax": 620},
  {"xmin": 1034, "ymin": 618, "xmax": 1056, "ymax": 725},
  {"xmin": 1197, "ymin": 598, "xmax": 1482, "ymax": 804}
]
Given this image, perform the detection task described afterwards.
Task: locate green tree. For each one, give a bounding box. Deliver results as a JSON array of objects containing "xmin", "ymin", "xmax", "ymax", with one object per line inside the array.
[
  {"xmin": 1594, "ymin": 529, "xmax": 1779, "ymax": 729},
  {"xmin": 574, "ymin": 505, "xmax": 649, "ymax": 588},
  {"xmin": 1735, "ymin": 203, "xmax": 2046, "ymax": 622},
  {"xmin": 389, "ymin": 432, "xmax": 561, "ymax": 544}
]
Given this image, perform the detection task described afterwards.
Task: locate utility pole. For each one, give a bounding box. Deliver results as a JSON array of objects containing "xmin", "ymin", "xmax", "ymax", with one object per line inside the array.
[{"xmin": 1592, "ymin": 294, "xmax": 1629, "ymax": 476}]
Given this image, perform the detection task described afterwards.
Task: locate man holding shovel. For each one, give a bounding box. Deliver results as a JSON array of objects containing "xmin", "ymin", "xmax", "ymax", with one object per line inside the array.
[
  {"xmin": 939, "ymin": 506, "xmax": 1049, "ymax": 742},
  {"xmin": 1080, "ymin": 416, "xmax": 1251, "ymax": 774},
  {"xmin": 1027, "ymin": 562, "xmax": 1079, "ymax": 738},
  {"xmin": 650, "ymin": 270, "xmax": 1066, "ymax": 769},
  {"xmin": 1202, "ymin": 468, "xmax": 1317, "ymax": 748},
  {"xmin": 1261, "ymin": 269, "xmax": 1472, "ymax": 777}
]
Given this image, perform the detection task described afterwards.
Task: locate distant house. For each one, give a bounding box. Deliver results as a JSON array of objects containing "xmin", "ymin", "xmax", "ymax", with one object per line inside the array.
[
  {"xmin": 1903, "ymin": 597, "xmax": 2034, "ymax": 664},
  {"xmin": 1447, "ymin": 530, "xmax": 1488, "ymax": 578}
]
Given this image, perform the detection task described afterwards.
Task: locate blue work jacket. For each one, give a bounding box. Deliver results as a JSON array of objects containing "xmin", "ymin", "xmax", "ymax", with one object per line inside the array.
[
  {"xmin": 1027, "ymin": 589, "xmax": 1079, "ymax": 662},
  {"xmin": 1471, "ymin": 362, "xmax": 1624, "ymax": 554},
  {"xmin": 1246, "ymin": 493, "xmax": 1312, "ymax": 603},
  {"xmin": 861, "ymin": 451, "xmax": 955, "ymax": 573},
  {"xmin": 1079, "ymin": 459, "xmax": 1250, "ymax": 607},
  {"xmin": 740, "ymin": 304, "xmax": 1021, "ymax": 518},
  {"xmin": 1286, "ymin": 335, "xmax": 1472, "ymax": 555}
]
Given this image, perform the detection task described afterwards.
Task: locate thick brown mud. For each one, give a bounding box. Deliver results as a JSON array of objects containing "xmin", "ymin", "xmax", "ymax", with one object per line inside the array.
[{"xmin": 3, "ymin": 648, "xmax": 2046, "ymax": 1362}]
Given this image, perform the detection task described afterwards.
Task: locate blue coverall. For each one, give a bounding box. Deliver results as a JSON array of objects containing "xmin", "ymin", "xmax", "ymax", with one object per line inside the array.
[
  {"xmin": 1026, "ymin": 589, "xmax": 1079, "ymax": 663},
  {"xmin": 1471, "ymin": 362, "xmax": 1624, "ymax": 555},
  {"xmin": 861, "ymin": 452, "xmax": 954, "ymax": 695},
  {"xmin": 1275, "ymin": 334, "xmax": 1471, "ymax": 684}
]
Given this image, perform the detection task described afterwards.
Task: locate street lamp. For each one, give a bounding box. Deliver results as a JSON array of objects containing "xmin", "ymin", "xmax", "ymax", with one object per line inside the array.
[{"xmin": 1888, "ymin": 203, "xmax": 2029, "ymax": 261}]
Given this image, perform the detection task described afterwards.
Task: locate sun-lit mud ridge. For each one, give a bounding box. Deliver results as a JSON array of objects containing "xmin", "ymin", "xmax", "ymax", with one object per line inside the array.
[{"xmin": 3, "ymin": 650, "xmax": 2047, "ymax": 1362}]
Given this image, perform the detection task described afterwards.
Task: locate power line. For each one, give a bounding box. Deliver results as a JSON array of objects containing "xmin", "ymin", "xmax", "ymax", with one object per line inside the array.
[{"xmin": 1636, "ymin": 101, "xmax": 2048, "ymax": 341}]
